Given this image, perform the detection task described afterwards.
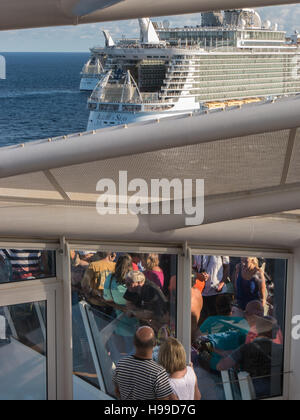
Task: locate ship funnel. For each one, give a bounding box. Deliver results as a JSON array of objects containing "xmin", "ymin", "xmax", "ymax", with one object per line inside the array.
[
  {"xmin": 102, "ymin": 30, "xmax": 115, "ymax": 47},
  {"xmin": 139, "ymin": 18, "xmax": 160, "ymax": 44}
]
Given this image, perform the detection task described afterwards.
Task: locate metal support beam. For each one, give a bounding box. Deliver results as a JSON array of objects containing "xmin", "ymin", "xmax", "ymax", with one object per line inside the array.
[
  {"xmin": 0, "ymin": 0, "xmax": 298, "ymax": 31},
  {"xmin": 148, "ymin": 183, "xmax": 300, "ymax": 232},
  {"xmin": 59, "ymin": 236, "xmax": 73, "ymax": 400}
]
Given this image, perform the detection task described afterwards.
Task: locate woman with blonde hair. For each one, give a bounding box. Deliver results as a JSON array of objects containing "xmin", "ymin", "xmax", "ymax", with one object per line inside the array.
[
  {"xmin": 144, "ymin": 253, "xmax": 165, "ymax": 290},
  {"xmin": 234, "ymin": 257, "xmax": 267, "ymax": 311},
  {"xmin": 158, "ymin": 337, "xmax": 201, "ymax": 400}
]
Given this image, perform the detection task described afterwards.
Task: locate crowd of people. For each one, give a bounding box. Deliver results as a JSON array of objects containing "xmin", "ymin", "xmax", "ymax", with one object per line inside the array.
[
  {"xmin": 71, "ymin": 251, "xmax": 174, "ymax": 336},
  {"xmin": 70, "ymin": 250, "xmax": 284, "ymax": 401},
  {"xmin": 0, "ymin": 248, "xmax": 283, "ymax": 400}
]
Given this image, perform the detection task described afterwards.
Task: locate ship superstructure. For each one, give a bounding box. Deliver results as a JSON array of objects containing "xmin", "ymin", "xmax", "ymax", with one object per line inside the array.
[
  {"xmin": 84, "ymin": 9, "xmax": 300, "ymax": 130},
  {"xmin": 80, "ymin": 55, "xmax": 104, "ymax": 91}
]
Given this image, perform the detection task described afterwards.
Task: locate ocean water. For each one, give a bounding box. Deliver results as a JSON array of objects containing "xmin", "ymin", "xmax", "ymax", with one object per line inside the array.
[{"xmin": 0, "ymin": 53, "xmax": 91, "ymax": 148}]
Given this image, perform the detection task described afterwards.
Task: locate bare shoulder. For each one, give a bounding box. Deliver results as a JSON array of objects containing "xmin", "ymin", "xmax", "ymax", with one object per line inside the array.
[{"xmin": 191, "ymin": 287, "xmax": 203, "ymax": 301}]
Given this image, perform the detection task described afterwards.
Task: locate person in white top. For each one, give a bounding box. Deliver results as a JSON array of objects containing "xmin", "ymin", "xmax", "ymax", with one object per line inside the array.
[
  {"xmin": 193, "ymin": 255, "xmax": 230, "ymax": 324},
  {"xmin": 158, "ymin": 337, "xmax": 201, "ymax": 400}
]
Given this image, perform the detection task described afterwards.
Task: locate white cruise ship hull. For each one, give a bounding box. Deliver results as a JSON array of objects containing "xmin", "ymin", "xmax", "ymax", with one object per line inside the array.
[
  {"xmin": 80, "ymin": 76, "xmax": 100, "ymax": 92},
  {"xmin": 87, "ymin": 108, "xmax": 198, "ymax": 131}
]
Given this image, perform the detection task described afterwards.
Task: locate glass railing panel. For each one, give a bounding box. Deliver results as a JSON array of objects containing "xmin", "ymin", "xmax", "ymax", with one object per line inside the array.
[
  {"xmin": 191, "ymin": 255, "xmax": 287, "ymax": 400},
  {"xmin": 0, "ymin": 301, "xmax": 47, "ymax": 400},
  {"xmin": 71, "ymin": 250, "xmax": 178, "ymax": 399}
]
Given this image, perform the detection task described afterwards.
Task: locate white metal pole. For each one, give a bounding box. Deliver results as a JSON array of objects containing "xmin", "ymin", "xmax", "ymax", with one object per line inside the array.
[{"xmin": 59, "ymin": 236, "xmax": 73, "ymax": 400}]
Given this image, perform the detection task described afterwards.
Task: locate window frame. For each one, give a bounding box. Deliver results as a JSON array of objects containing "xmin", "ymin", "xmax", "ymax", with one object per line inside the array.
[
  {"xmin": 0, "ymin": 240, "xmax": 61, "ymax": 400},
  {"xmin": 190, "ymin": 246, "xmax": 294, "ymax": 401}
]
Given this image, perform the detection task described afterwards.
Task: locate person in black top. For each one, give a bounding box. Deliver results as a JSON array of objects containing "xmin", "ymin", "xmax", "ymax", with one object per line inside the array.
[
  {"xmin": 217, "ymin": 316, "xmax": 283, "ymax": 399},
  {"xmin": 124, "ymin": 271, "xmax": 169, "ymax": 332}
]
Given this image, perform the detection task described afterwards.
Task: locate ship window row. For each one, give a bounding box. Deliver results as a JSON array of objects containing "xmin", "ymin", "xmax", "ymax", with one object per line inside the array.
[
  {"xmin": 188, "ymin": 81, "xmax": 300, "ymax": 93},
  {"xmin": 169, "ymin": 68, "xmax": 292, "ymax": 76},
  {"xmin": 171, "ymin": 56, "xmax": 295, "ymax": 62},
  {"xmin": 160, "ymin": 32, "xmax": 237, "ymax": 39},
  {"xmin": 194, "ymin": 87, "xmax": 300, "ymax": 101},
  {"xmin": 172, "ymin": 54, "xmax": 295, "ymax": 61},
  {"xmin": 188, "ymin": 80, "xmax": 300, "ymax": 92},
  {"xmin": 169, "ymin": 65, "xmax": 295, "ymax": 72},
  {"xmin": 195, "ymin": 66, "xmax": 296, "ymax": 73},
  {"xmin": 242, "ymin": 31, "xmax": 286, "ymax": 41},
  {"xmin": 169, "ymin": 67, "xmax": 297, "ymax": 76},
  {"xmin": 191, "ymin": 84, "xmax": 300, "ymax": 96},
  {"xmin": 167, "ymin": 68, "xmax": 297, "ymax": 79},
  {"xmin": 97, "ymin": 104, "xmax": 120, "ymax": 112},
  {"xmin": 241, "ymin": 41, "xmax": 287, "ymax": 47},
  {"xmin": 162, "ymin": 87, "xmax": 300, "ymax": 101},
  {"xmin": 165, "ymin": 77, "xmax": 300, "ymax": 89},
  {"xmin": 162, "ymin": 30, "xmax": 285, "ymax": 39},
  {"xmin": 166, "ymin": 71, "xmax": 295, "ymax": 83},
  {"xmin": 162, "ymin": 84, "xmax": 300, "ymax": 98},
  {"xmin": 170, "ymin": 61, "xmax": 295, "ymax": 69}
]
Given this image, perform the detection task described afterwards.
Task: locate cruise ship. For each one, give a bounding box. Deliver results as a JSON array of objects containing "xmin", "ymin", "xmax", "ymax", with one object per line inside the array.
[
  {"xmin": 79, "ymin": 55, "xmax": 104, "ymax": 91},
  {"xmin": 84, "ymin": 9, "xmax": 300, "ymax": 131}
]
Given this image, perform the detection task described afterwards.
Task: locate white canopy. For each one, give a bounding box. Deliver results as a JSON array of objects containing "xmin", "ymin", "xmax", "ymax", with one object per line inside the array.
[
  {"xmin": 0, "ymin": 0, "xmax": 298, "ymax": 31},
  {"xmin": 0, "ymin": 96, "xmax": 299, "ymax": 248}
]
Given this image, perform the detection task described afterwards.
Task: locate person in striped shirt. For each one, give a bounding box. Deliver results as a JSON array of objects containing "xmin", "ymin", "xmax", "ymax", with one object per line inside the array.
[
  {"xmin": 113, "ymin": 326, "xmax": 178, "ymax": 401},
  {"xmin": 0, "ymin": 249, "xmax": 44, "ymax": 282}
]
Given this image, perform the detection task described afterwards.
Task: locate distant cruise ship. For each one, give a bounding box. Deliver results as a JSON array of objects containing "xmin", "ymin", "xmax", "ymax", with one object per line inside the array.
[
  {"xmin": 80, "ymin": 55, "xmax": 104, "ymax": 91},
  {"xmin": 82, "ymin": 9, "xmax": 300, "ymax": 131}
]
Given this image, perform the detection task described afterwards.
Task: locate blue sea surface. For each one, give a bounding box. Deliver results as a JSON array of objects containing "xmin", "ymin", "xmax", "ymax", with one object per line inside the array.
[{"xmin": 0, "ymin": 53, "xmax": 91, "ymax": 147}]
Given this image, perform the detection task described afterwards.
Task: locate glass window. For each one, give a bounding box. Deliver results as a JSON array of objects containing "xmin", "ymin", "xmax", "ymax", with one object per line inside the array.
[
  {"xmin": 0, "ymin": 301, "xmax": 47, "ymax": 400},
  {"xmin": 191, "ymin": 255, "xmax": 287, "ymax": 400},
  {"xmin": 71, "ymin": 249, "xmax": 178, "ymax": 399},
  {"xmin": 0, "ymin": 249, "xmax": 56, "ymax": 284}
]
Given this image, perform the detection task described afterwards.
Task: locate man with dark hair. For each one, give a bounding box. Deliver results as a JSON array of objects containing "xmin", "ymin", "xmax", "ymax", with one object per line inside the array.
[{"xmin": 113, "ymin": 326, "xmax": 177, "ymax": 400}]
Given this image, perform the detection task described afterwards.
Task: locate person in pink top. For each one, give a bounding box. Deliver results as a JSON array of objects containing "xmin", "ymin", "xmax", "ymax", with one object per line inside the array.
[{"xmin": 144, "ymin": 253, "xmax": 164, "ymax": 290}]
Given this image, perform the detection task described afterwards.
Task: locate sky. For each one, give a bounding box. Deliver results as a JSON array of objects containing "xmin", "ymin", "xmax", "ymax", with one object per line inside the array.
[{"xmin": 0, "ymin": 4, "xmax": 300, "ymax": 52}]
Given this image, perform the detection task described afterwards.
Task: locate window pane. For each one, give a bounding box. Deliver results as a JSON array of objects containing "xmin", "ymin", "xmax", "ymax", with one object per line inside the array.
[
  {"xmin": 0, "ymin": 249, "xmax": 56, "ymax": 284},
  {"xmin": 0, "ymin": 301, "xmax": 47, "ymax": 400},
  {"xmin": 71, "ymin": 250, "xmax": 177, "ymax": 399},
  {"xmin": 191, "ymin": 255, "xmax": 286, "ymax": 400}
]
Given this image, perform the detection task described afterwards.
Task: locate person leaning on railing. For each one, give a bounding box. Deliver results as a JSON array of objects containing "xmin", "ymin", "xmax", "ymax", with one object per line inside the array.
[{"xmin": 124, "ymin": 271, "xmax": 169, "ymax": 333}]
